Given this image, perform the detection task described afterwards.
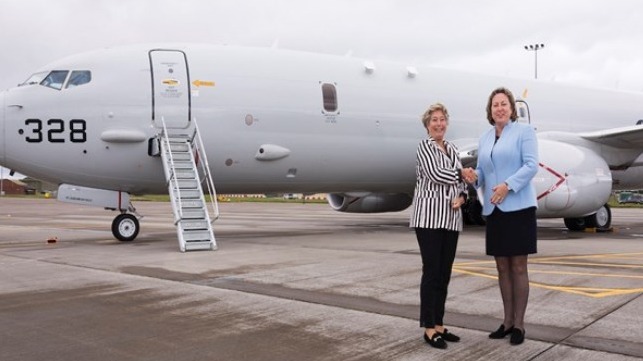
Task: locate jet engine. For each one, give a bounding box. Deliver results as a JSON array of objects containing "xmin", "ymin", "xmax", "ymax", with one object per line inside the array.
[
  {"xmin": 534, "ymin": 139, "xmax": 612, "ymax": 218},
  {"xmin": 328, "ymin": 192, "xmax": 412, "ymax": 213}
]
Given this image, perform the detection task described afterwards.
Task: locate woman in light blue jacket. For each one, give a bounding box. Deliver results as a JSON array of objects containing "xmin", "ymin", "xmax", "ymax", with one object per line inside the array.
[{"xmin": 474, "ymin": 87, "xmax": 538, "ymax": 346}]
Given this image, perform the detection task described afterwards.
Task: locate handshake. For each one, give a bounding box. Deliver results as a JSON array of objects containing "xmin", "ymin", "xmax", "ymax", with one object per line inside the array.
[{"xmin": 461, "ymin": 167, "xmax": 477, "ymax": 184}]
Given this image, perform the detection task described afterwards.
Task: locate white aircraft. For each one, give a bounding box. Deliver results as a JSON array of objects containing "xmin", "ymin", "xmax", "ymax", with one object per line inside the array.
[{"xmin": 1, "ymin": 44, "xmax": 642, "ymax": 251}]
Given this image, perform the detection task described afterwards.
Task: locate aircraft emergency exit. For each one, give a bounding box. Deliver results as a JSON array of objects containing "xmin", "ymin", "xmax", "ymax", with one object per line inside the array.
[{"xmin": 1, "ymin": 43, "xmax": 642, "ymax": 251}]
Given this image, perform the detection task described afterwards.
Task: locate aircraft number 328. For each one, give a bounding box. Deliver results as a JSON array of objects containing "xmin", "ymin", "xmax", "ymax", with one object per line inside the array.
[{"xmin": 21, "ymin": 119, "xmax": 87, "ymax": 143}]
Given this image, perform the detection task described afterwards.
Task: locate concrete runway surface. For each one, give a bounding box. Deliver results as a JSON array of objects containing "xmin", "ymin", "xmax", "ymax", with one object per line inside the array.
[{"xmin": 0, "ymin": 198, "xmax": 641, "ymax": 361}]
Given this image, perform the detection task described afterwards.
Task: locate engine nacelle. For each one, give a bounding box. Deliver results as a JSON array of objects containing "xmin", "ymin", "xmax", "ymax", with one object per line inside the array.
[
  {"xmin": 535, "ymin": 139, "xmax": 612, "ymax": 218},
  {"xmin": 328, "ymin": 193, "xmax": 412, "ymax": 213}
]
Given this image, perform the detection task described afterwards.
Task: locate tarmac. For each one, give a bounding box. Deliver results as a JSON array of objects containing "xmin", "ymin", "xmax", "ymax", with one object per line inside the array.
[{"xmin": 0, "ymin": 197, "xmax": 641, "ymax": 361}]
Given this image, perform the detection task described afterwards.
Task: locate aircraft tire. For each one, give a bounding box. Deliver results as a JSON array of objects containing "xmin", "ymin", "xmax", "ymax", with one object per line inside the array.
[
  {"xmin": 584, "ymin": 204, "xmax": 612, "ymax": 231},
  {"xmin": 564, "ymin": 217, "xmax": 587, "ymax": 231},
  {"xmin": 112, "ymin": 214, "xmax": 140, "ymax": 242}
]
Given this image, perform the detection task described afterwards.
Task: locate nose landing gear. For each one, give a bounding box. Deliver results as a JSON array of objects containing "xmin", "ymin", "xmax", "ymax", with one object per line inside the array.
[
  {"xmin": 56, "ymin": 184, "xmax": 145, "ymax": 242},
  {"xmin": 112, "ymin": 213, "xmax": 140, "ymax": 242}
]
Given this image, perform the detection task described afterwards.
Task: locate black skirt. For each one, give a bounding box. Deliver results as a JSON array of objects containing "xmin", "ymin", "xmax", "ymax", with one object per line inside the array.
[{"xmin": 485, "ymin": 207, "xmax": 537, "ymax": 256}]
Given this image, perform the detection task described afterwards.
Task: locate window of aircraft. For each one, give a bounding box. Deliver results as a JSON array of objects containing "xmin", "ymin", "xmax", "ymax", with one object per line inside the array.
[
  {"xmin": 19, "ymin": 70, "xmax": 92, "ymax": 90},
  {"xmin": 321, "ymin": 83, "xmax": 338, "ymax": 113},
  {"xmin": 66, "ymin": 70, "xmax": 91, "ymax": 88},
  {"xmin": 515, "ymin": 99, "xmax": 530, "ymax": 124},
  {"xmin": 20, "ymin": 71, "xmax": 48, "ymax": 86},
  {"xmin": 40, "ymin": 70, "xmax": 69, "ymax": 90}
]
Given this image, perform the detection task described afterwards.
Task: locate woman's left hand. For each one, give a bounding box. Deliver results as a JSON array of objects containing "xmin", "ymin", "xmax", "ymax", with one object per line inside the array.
[
  {"xmin": 452, "ymin": 195, "xmax": 465, "ymax": 210},
  {"xmin": 491, "ymin": 183, "xmax": 510, "ymax": 204}
]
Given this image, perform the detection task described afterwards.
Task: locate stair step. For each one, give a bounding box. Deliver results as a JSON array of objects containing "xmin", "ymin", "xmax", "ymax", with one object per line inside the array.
[
  {"xmin": 179, "ymin": 220, "xmax": 209, "ymax": 230},
  {"xmin": 167, "ymin": 153, "xmax": 192, "ymax": 161},
  {"xmin": 168, "ymin": 143, "xmax": 190, "ymax": 152},
  {"xmin": 180, "ymin": 199, "xmax": 204, "ymax": 208},
  {"xmin": 172, "ymin": 161, "xmax": 193, "ymax": 169},
  {"xmin": 184, "ymin": 241, "xmax": 216, "ymax": 251},
  {"xmin": 182, "ymin": 230, "xmax": 212, "ymax": 241},
  {"xmin": 173, "ymin": 189, "xmax": 201, "ymax": 199},
  {"xmin": 175, "ymin": 180, "xmax": 198, "ymax": 189},
  {"xmin": 175, "ymin": 170, "xmax": 196, "ymax": 179},
  {"xmin": 181, "ymin": 209, "xmax": 206, "ymax": 219},
  {"xmin": 167, "ymin": 136, "xmax": 190, "ymax": 141}
]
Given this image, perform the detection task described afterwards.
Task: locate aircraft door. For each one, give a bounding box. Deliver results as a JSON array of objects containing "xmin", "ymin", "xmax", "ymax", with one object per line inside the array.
[
  {"xmin": 516, "ymin": 99, "xmax": 530, "ymax": 124},
  {"xmin": 149, "ymin": 49, "xmax": 191, "ymax": 128}
]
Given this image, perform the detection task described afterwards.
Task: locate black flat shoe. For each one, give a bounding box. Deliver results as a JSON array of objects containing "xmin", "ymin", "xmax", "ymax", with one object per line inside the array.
[
  {"xmin": 438, "ymin": 328, "xmax": 461, "ymax": 342},
  {"xmin": 489, "ymin": 324, "xmax": 514, "ymax": 339},
  {"xmin": 510, "ymin": 328, "xmax": 525, "ymax": 345},
  {"xmin": 424, "ymin": 332, "xmax": 447, "ymax": 349}
]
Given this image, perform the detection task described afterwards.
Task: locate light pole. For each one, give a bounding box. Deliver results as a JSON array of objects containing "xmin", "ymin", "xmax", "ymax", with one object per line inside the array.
[{"xmin": 524, "ymin": 43, "xmax": 545, "ymax": 79}]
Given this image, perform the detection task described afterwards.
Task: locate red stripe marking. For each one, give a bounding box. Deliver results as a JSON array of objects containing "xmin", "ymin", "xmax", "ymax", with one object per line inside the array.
[{"xmin": 536, "ymin": 162, "xmax": 566, "ymax": 200}]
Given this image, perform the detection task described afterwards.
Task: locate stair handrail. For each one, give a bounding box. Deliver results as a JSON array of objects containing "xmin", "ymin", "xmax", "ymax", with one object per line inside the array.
[
  {"xmin": 190, "ymin": 117, "xmax": 220, "ymax": 222},
  {"xmin": 160, "ymin": 116, "xmax": 184, "ymax": 223}
]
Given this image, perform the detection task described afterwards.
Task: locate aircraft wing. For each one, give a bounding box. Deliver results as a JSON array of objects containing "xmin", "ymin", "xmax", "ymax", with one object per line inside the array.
[{"xmin": 579, "ymin": 124, "xmax": 643, "ymax": 148}]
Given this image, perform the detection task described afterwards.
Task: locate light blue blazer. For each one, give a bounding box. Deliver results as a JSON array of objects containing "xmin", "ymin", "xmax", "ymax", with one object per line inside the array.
[{"xmin": 475, "ymin": 122, "xmax": 539, "ymax": 216}]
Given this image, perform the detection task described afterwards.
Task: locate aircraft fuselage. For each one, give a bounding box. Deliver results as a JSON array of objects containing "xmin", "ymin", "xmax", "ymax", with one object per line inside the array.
[{"xmin": 1, "ymin": 44, "xmax": 642, "ymax": 218}]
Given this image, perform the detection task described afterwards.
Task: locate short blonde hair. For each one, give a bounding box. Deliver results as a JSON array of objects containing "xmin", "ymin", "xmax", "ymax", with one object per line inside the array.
[{"xmin": 421, "ymin": 102, "xmax": 449, "ymax": 128}]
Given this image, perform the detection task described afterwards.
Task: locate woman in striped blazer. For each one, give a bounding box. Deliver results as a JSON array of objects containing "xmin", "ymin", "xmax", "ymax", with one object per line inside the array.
[{"xmin": 409, "ymin": 102, "xmax": 469, "ymax": 349}]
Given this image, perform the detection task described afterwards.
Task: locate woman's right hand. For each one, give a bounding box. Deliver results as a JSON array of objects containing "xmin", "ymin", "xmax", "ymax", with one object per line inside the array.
[{"xmin": 462, "ymin": 167, "xmax": 477, "ymax": 183}]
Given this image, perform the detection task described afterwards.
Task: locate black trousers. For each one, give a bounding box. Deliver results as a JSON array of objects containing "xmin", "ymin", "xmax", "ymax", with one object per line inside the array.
[{"xmin": 415, "ymin": 227, "xmax": 459, "ymax": 328}]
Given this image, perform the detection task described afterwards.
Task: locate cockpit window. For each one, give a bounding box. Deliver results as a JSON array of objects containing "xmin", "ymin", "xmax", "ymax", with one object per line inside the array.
[
  {"xmin": 20, "ymin": 71, "xmax": 48, "ymax": 86},
  {"xmin": 66, "ymin": 70, "xmax": 91, "ymax": 88},
  {"xmin": 19, "ymin": 70, "xmax": 92, "ymax": 89},
  {"xmin": 40, "ymin": 70, "xmax": 69, "ymax": 90}
]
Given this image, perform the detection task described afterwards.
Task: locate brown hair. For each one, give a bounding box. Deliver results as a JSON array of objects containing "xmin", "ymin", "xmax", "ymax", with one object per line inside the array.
[
  {"xmin": 486, "ymin": 87, "xmax": 517, "ymax": 125},
  {"xmin": 421, "ymin": 102, "xmax": 449, "ymax": 128}
]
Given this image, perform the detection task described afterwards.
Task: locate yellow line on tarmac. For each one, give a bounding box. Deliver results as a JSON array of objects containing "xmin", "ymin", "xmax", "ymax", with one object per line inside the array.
[
  {"xmin": 600, "ymin": 253, "xmax": 643, "ymax": 259},
  {"xmin": 452, "ymin": 268, "xmax": 498, "ymax": 281},
  {"xmin": 455, "ymin": 265, "xmax": 643, "ymax": 280},
  {"xmin": 527, "ymin": 282, "xmax": 643, "ymax": 298},
  {"xmin": 529, "ymin": 260, "xmax": 643, "ymax": 269},
  {"xmin": 452, "ymin": 267, "xmax": 643, "ymax": 298},
  {"xmin": 452, "ymin": 251, "xmax": 643, "ymax": 298},
  {"xmin": 454, "ymin": 260, "xmax": 496, "ymax": 266},
  {"xmin": 532, "ymin": 252, "xmax": 643, "ymax": 261}
]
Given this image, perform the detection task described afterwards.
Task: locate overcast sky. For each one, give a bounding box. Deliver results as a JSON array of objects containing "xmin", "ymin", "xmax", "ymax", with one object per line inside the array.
[{"xmin": 1, "ymin": 0, "xmax": 643, "ymax": 92}]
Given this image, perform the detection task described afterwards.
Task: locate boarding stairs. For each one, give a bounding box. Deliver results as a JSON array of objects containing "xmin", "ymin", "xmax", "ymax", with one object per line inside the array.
[{"xmin": 159, "ymin": 118, "xmax": 220, "ymax": 252}]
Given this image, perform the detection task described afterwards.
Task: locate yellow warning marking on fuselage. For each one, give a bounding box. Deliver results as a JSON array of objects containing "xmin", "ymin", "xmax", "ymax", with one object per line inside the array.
[
  {"xmin": 452, "ymin": 252, "xmax": 643, "ymax": 298},
  {"xmin": 192, "ymin": 80, "xmax": 215, "ymax": 87},
  {"xmin": 162, "ymin": 79, "xmax": 179, "ymax": 86}
]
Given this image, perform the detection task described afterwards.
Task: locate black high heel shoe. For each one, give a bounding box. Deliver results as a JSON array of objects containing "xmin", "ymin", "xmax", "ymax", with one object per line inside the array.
[
  {"xmin": 488, "ymin": 324, "xmax": 514, "ymax": 339},
  {"xmin": 510, "ymin": 328, "xmax": 525, "ymax": 345},
  {"xmin": 423, "ymin": 332, "xmax": 447, "ymax": 349}
]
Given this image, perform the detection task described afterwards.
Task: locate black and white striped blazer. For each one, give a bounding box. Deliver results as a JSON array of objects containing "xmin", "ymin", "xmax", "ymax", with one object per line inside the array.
[{"xmin": 409, "ymin": 137, "xmax": 466, "ymax": 231}]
